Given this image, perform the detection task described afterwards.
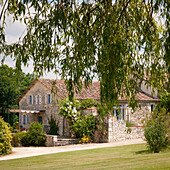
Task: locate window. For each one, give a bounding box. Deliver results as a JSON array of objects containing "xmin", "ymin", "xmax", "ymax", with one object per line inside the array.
[
  {"xmin": 38, "ymin": 116, "xmax": 43, "ymax": 124},
  {"xmin": 30, "ymin": 95, "xmax": 33, "ymax": 104},
  {"xmin": 23, "ymin": 115, "xmax": 27, "ymax": 124},
  {"xmin": 48, "ymin": 94, "xmax": 52, "ymax": 104},
  {"xmin": 35, "ymin": 95, "xmax": 38, "ymax": 104},
  {"xmin": 151, "ymin": 104, "xmax": 154, "ymax": 112},
  {"xmin": 39, "ymin": 95, "xmax": 41, "ymax": 104},
  {"xmin": 113, "ymin": 105, "xmax": 125, "ymax": 121}
]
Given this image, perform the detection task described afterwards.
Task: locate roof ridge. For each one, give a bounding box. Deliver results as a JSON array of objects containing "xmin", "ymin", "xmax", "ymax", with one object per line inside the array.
[
  {"xmin": 38, "ymin": 78, "xmax": 99, "ymax": 83},
  {"xmin": 139, "ymin": 89, "xmax": 159, "ymax": 99}
]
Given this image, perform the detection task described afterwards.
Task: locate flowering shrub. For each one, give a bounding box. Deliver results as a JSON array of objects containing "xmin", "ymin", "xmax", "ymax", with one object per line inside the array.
[
  {"xmin": 0, "ymin": 117, "xmax": 12, "ymax": 155},
  {"xmin": 71, "ymin": 114, "xmax": 98, "ymax": 139},
  {"xmin": 58, "ymin": 97, "xmax": 80, "ymax": 120},
  {"xmin": 58, "ymin": 97, "xmax": 98, "ymax": 142},
  {"xmin": 79, "ymin": 134, "xmax": 90, "ymax": 144}
]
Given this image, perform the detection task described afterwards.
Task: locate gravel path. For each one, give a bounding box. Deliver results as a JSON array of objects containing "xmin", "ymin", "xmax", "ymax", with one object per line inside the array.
[{"xmin": 0, "ymin": 138, "xmax": 146, "ymax": 161}]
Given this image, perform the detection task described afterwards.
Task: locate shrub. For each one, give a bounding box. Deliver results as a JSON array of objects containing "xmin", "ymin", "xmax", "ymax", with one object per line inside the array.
[
  {"xmin": 20, "ymin": 132, "xmax": 31, "ymax": 147},
  {"xmin": 71, "ymin": 114, "xmax": 98, "ymax": 140},
  {"xmin": 144, "ymin": 109, "xmax": 169, "ymax": 153},
  {"xmin": 13, "ymin": 132, "xmax": 25, "ymax": 147},
  {"xmin": 21, "ymin": 122, "xmax": 46, "ymax": 146},
  {"xmin": 0, "ymin": 117, "xmax": 12, "ymax": 155},
  {"xmin": 80, "ymin": 99, "xmax": 99, "ymax": 109},
  {"xmin": 48, "ymin": 115, "xmax": 59, "ymax": 135},
  {"xmin": 59, "ymin": 97, "xmax": 98, "ymax": 142}
]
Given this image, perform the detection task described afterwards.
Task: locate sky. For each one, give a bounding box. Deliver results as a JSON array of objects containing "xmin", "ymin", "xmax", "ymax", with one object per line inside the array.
[{"xmin": 0, "ymin": 13, "xmax": 58, "ymax": 79}]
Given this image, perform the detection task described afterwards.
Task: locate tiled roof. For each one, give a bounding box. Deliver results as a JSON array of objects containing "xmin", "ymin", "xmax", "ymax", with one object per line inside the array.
[
  {"xmin": 38, "ymin": 79, "xmax": 100, "ymax": 100},
  {"xmin": 17, "ymin": 78, "xmax": 159, "ymax": 102}
]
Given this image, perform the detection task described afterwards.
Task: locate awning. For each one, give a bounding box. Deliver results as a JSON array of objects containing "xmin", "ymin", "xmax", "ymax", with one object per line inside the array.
[{"xmin": 9, "ymin": 109, "xmax": 45, "ymax": 113}]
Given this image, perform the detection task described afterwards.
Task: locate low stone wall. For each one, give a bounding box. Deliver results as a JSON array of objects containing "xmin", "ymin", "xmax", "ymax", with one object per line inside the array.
[
  {"xmin": 45, "ymin": 135, "xmax": 80, "ymax": 146},
  {"xmin": 125, "ymin": 126, "xmax": 144, "ymax": 140},
  {"xmin": 108, "ymin": 116, "xmax": 144, "ymax": 142},
  {"xmin": 45, "ymin": 135, "xmax": 58, "ymax": 147}
]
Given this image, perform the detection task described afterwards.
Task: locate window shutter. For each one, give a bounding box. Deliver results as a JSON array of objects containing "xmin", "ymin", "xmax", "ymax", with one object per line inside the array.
[
  {"xmin": 45, "ymin": 94, "xmax": 47, "ymax": 104},
  {"xmin": 32, "ymin": 95, "xmax": 33, "ymax": 104},
  {"xmin": 35, "ymin": 95, "xmax": 37, "ymax": 104},
  {"xmin": 21, "ymin": 114, "xmax": 23, "ymax": 124},
  {"xmin": 27, "ymin": 96, "xmax": 29, "ymax": 104},
  {"xmin": 39, "ymin": 95, "xmax": 41, "ymax": 104},
  {"xmin": 25, "ymin": 115, "xmax": 27, "ymax": 124}
]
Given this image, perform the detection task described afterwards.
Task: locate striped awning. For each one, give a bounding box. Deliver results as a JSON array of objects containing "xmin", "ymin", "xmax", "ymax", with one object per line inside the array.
[{"xmin": 9, "ymin": 109, "xmax": 45, "ymax": 113}]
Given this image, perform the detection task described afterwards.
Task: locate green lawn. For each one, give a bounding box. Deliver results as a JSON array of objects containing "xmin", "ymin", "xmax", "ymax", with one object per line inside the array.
[{"xmin": 0, "ymin": 144, "xmax": 170, "ymax": 170}]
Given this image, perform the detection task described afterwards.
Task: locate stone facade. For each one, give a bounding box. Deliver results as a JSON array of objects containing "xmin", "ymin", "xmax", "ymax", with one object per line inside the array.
[
  {"xmin": 19, "ymin": 81, "xmax": 64, "ymax": 136},
  {"xmin": 92, "ymin": 103, "xmax": 155, "ymax": 143},
  {"xmin": 128, "ymin": 102, "xmax": 154, "ymax": 125},
  {"xmin": 17, "ymin": 79, "xmax": 159, "ymax": 143}
]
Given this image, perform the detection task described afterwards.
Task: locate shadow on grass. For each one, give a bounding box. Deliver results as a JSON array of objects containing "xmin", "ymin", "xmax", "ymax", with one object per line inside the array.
[{"xmin": 135, "ymin": 150, "xmax": 152, "ymax": 155}]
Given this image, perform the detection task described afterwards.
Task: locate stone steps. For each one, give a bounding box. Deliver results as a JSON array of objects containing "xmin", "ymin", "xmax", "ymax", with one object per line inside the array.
[{"xmin": 54, "ymin": 137, "xmax": 79, "ymax": 146}]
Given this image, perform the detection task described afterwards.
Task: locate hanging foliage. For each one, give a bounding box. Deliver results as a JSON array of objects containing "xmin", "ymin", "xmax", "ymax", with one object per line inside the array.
[{"xmin": 0, "ymin": 0, "xmax": 169, "ymax": 108}]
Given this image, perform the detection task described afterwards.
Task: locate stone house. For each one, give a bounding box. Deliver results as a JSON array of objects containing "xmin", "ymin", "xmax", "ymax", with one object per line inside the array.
[{"xmin": 11, "ymin": 78, "xmax": 159, "ymax": 141}]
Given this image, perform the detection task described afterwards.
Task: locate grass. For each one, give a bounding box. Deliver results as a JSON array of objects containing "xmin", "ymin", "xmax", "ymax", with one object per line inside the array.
[{"xmin": 0, "ymin": 143, "xmax": 170, "ymax": 170}]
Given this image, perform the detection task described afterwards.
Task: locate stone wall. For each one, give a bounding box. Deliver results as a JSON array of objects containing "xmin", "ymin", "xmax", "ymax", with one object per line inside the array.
[
  {"xmin": 108, "ymin": 116, "xmax": 144, "ymax": 142},
  {"xmin": 129, "ymin": 102, "xmax": 155, "ymax": 125},
  {"xmin": 45, "ymin": 135, "xmax": 58, "ymax": 147}
]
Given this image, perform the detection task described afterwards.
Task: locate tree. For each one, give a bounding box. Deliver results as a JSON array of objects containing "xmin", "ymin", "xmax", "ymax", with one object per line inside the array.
[
  {"xmin": 0, "ymin": 0, "xmax": 169, "ymax": 109},
  {"xmin": 0, "ymin": 65, "xmax": 35, "ymax": 124},
  {"xmin": 0, "ymin": 65, "xmax": 19, "ymax": 115}
]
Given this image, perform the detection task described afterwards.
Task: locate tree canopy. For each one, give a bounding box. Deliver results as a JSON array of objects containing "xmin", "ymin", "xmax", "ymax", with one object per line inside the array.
[
  {"xmin": 0, "ymin": 0, "xmax": 169, "ymax": 108},
  {"xmin": 0, "ymin": 65, "xmax": 35, "ymax": 117}
]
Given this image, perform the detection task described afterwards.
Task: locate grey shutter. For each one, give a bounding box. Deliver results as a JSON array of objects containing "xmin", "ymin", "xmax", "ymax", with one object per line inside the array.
[
  {"xmin": 25, "ymin": 114, "xmax": 27, "ymax": 124},
  {"xmin": 21, "ymin": 114, "xmax": 23, "ymax": 124},
  {"xmin": 32, "ymin": 95, "xmax": 33, "ymax": 104},
  {"xmin": 27, "ymin": 96, "xmax": 29, "ymax": 104},
  {"xmin": 45, "ymin": 94, "xmax": 47, "ymax": 104},
  {"xmin": 39, "ymin": 95, "xmax": 41, "ymax": 104},
  {"xmin": 35, "ymin": 95, "xmax": 37, "ymax": 104}
]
